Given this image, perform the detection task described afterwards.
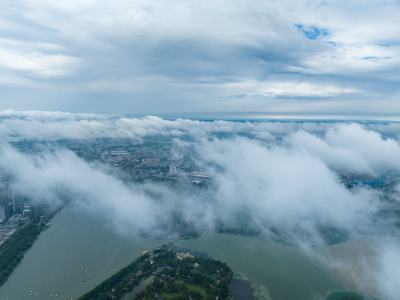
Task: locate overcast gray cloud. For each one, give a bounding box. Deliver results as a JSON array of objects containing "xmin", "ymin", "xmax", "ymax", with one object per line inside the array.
[{"xmin": 0, "ymin": 0, "xmax": 399, "ymax": 115}]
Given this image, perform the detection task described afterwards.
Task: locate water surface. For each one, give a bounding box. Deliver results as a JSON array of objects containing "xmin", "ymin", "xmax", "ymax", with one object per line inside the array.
[
  {"xmin": 178, "ymin": 234, "xmax": 345, "ymax": 300},
  {"xmin": 0, "ymin": 207, "xmax": 345, "ymax": 300},
  {"xmin": 0, "ymin": 207, "xmax": 164, "ymax": 300}
]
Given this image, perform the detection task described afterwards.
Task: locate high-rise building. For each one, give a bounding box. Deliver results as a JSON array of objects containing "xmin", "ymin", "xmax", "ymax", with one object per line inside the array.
[
  {"xmin": 11, "ymin": 190, "xmax": 15, "ymax": 214},
  {"xmin": 0, "ymin": 205, "xmax": 5, "ymax": 224},
  {"xmin": 168, "ymin": 162, "xmax": 178, "ymax": 176}
]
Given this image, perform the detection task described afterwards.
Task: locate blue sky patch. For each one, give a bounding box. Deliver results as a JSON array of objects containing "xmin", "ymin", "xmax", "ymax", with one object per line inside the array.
[{"xmin": 295, "ymin": 24, "xmax": 329, "ymax": 40}]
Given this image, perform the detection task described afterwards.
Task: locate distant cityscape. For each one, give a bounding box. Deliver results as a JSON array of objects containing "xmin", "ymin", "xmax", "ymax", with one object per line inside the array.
[
  {"xmin": 0, "ymin": 137, "xmax": 214, "ymax": 247},
  {"xmin": 1, "ymin": 136, "xmax": 399, "ymax": 249}
]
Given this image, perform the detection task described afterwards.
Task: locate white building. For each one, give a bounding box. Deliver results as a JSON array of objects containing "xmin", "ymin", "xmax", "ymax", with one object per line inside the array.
[{"xmin": 168, "ymin": 162, "xmax": 178, "ymax": 176}]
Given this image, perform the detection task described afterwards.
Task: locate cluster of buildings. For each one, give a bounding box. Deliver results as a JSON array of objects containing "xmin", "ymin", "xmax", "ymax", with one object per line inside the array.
[
  {"xmin": 0, "ymin": 183, "xmax": 32, "ymax": 246},
  {"xmin": 64, "ymin": 138, "xmax": 212, "ymax": 185},
  {"xmin": 0, "ymin": 224, "xmax": 16, "ymax": 247},
  {"xmin": 10, "ymin": 137, "xmax": 213, "ymax": 185}
]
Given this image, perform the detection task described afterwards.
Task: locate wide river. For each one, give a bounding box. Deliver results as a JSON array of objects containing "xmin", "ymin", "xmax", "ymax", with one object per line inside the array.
[{"xmin": 0, "ymin": 207, "xmax": 347, "ymax": 300}]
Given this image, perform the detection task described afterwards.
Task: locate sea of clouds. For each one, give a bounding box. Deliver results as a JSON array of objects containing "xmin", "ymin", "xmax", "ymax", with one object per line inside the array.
[{"xmin": 0, "ymin": 110, "xmax": 399, "ymax": 299}]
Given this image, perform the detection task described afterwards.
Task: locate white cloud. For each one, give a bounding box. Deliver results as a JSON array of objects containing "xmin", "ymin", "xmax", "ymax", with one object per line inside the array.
[
  {"xmin": 286, "ymin": 124, "xmax": 400, "ymax": 175},
  {"xmin": 0, "ymin": 48, "xmax": 79, "ymax": 77},
  {"xmin": 0, "ymin": 144, "xmax": 162, "ymax": 232},
  {"xmin": 224, "ymin": 80, "xmax": 361, "ymax": 97},
  {"xmin": 0, "ymin": 112, "xmax": 398, "ymax": 298},
  {"xmin": 372, "ymin": 241, "xmax": 400, "ymax": 300},
  {"xmin": 198, "ymin": 137, "xmax": 379, "ymax": 234}
]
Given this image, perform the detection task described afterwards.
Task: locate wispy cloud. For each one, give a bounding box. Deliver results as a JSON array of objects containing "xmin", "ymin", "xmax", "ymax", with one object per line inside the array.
[{"xmin": 0, "ymin": 0, "xmax": 398, "ymax": 114}]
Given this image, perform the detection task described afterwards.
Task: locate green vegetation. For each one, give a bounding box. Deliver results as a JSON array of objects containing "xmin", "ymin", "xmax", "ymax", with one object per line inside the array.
[
  {"xmin": 78, "ymin": 253, "xmax": 152, "ymax": 300},
  {"xmin": 325, "ymin": 291, "xmax": 364, "ymax": 300},
  {"xmin": 79, "ymin": 245, "xmax": 233, "ymax": 300},
  {"xmin": 0, "ymin": 222, "xmax": 42, "ymax": 286},
  {"xmin": 0, "ymin": 206, "xmax": 54, "ymax": 287}
]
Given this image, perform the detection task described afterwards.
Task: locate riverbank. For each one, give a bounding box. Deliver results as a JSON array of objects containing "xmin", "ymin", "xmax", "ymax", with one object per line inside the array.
[
  {"xmin": 0, "ymin": 207, "xmax": 165, "ymax": 300},
  {"xmin": 0, "ymin": 206, "xmax": 57, "ymax": 287}
]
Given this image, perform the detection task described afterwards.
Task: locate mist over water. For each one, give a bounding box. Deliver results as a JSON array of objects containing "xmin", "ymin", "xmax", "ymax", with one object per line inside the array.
[{"xmin": 0, "ymin": 111, "xmax": 399, "ymax": 299}]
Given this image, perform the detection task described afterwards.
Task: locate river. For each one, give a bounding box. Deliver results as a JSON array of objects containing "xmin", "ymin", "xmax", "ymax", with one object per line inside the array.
[
  {"xmin": 0, "ymin": 207, "xmax": 164, "ymax": 300},
  {"xmin": 178, "ymin": 234, "xmax": 345, "ymax": 300},
  {"xmin": 0, "ymin": 207, "xmax": 346, "ymax": 300}
]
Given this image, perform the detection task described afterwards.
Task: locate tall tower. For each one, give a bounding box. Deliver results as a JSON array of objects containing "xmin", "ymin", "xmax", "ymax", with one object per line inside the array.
[
  {"xmin": 11, "ymin": 190, "xmax": 15, "ymax": 213},
  {"xmin": 168, "ymin": 162, "xmax": 177, "ymax": 176}
]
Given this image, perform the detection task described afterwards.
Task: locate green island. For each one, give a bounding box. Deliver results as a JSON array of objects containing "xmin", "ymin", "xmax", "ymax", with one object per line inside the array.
[
  {"xmin": 0, "ymin": 206, "xmax": 56, "ymax": 287},
  {"xmin": 325, "ymin": 291, "xmax": 364, "ymax": 300},
  {"xmin": 79, "ymin": 244, "xmax": 234, "ymax": 300}
]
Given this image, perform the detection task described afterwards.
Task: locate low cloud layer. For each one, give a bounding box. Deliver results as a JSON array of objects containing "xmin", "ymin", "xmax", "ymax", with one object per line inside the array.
[
  {"xmin": 200, "ymin": 137, "xmax": 379, "ymax": 234},
  {"xmin": 0, "ymin": 111, "xmax": 399, "ymax": 299},
  {"xmin": 286, "ymin": 124, "xmax": 400, "ymax": 175}
]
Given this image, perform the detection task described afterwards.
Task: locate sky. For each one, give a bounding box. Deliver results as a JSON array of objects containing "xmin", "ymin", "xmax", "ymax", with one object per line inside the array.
[{"xmin": 0, "ymin": 0, "xmax": 399, "ymax": 116}]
